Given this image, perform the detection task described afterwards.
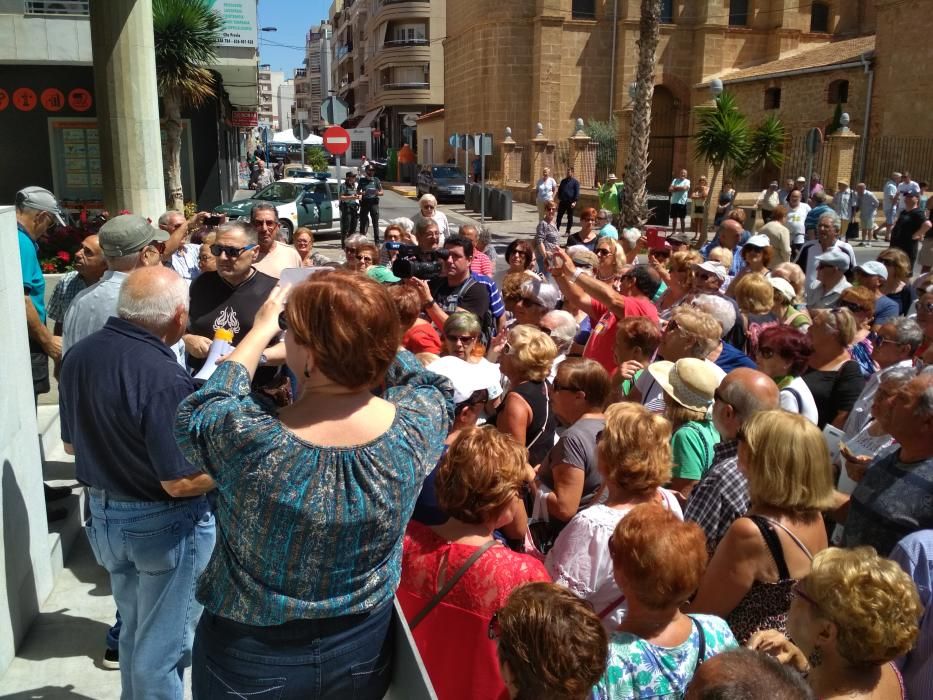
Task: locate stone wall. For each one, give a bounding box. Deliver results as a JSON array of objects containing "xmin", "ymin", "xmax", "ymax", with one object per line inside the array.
[{"xmin": 0, "ymin": 205, "xmax": 54, "ymax": 674}]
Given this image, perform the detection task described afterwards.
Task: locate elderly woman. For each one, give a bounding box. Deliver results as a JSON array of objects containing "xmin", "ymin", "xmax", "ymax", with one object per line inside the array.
[
  {"xmin": 293, "ymin": 226, "xmax": 330, "ymax": 268},
  {"xmin": 399, "ymin": 426, "xmax": 549, "ymax": 700},
  {"xmin": 494, "ymin": 582, "xmax": 608, "ymax": 700},
  {"xmin": 529, "ymin": 358, "xmax": 610, "ymax": 552},
  {"xmin": 734, "ymin": 273, "xmax": 777, "ymax": 355},
  {"xmin": 176, "ymin": 270, "xmax": 453, "ymax": 697},
  {"xmin": 353, "ymin": 242, "xmax": 378, "ymax": 275},
  {"xmin": 612, "ymin": 316, "xmax": 662, "ymax": 399},
  {"xmin": 566, "ymin": 207, "xmax": 599, "ymax": 250},
  {"xmin": 496, "ymin": 324, "xmax": 557, "ymax": 468},
  {"xmin": 378, "ymin": 222, "xmax": 405, "ymax": 266},
  {"xmin": 514, "ymin": 277, "xmax": 560, "ymax": 327},
  {"xmin": 198, "ymin": 232, "xmax": 217, "ymax": 274},
  {"xmin": 505, "ymin": 239, "xmax": 538, "ymax": 277},
  {"xmin": 547, "ymin": 403, "xmax": 683, "ymax": 629},
  {"xmin": 759, "ymin": 205, "xmax": 792, "ymax": 266},
  {"xmin": 748, "ymin": 547, "xmax": 921, "ymax": 700},
  {"xmin": 837, "ymin": 285, "xmax": 878, "ymax": 377},
  {"xmin": 656, "ymin": 249, "xmax": 703, "ymax": 318},
  {"xmin": 388, "ymin": 283, "xmax": 441, "ymax": 355},
  {"xmin": 594, "ymin": 238, "xmax": 626, "ymax": 288},
  {"xmin": 755, "ymin": 325, "xmax": 819, "ymax": 424},
  {"xmin": 770, "ymin": 262, "xmax": 808, "ymax": 312},
  {"xmin": 535, "ymin": 200, "xmax": 561, "ymax": 273},
  {"xmin": 689, "ymin": 410, "xmax": 834, "ymax": 644},
  {"xmin": 342, "ymin": 233, "xmax": 368, "ymax": 271},
  {"xmin": 877, "ymin": 247, "xmax": 915, "ymax": 315},
  {"xmin": 649, "ymin": 357, "xmax": 722, "ymax": 500},
  {"xmin": 411, "ymin": 193, "xmax": 449, "ymax": 244},
  {"xmin": 768, "ymin": 276, "xmax": 810, "ymax": 331},
  {"xmin": 802, "ymin": 308, "xmax": 866, "ymax": 428},
  {"xmin": 594, "ymin": 505, "xmax": 738, "ymax": 699},
  {"xmin": 443, "ymin": 311, "xmax": 484, "ymax": 361}
]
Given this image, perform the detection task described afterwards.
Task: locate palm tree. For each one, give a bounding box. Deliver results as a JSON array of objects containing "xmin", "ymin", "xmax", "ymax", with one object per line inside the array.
[
  {"xmin": 743, "ymin": 114, "xmax": 786, "ymax": 176},
  {"xmin": 620, "ymin": 0, "xmax": 661, "ymax": 229},
  {"xmin": 693, "ymin": 92, "xmax": 749, "ymax": 247},
  {"xmin": 153, "ymin": 0, "xmax": 223, "ymax": 210}
]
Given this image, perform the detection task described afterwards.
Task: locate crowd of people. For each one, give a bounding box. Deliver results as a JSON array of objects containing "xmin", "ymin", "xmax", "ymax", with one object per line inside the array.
[{"xmin": 13, "ymin": 172, "xmax": 933, "ymax": 700}]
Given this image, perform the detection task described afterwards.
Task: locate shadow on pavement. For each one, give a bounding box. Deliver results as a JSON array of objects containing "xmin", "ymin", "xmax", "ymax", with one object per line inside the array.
[
  {"xmin": 1, "ymin": 685, "xmax": 99, "ymax": 699},
  {"xmin": 13, "ymin": 607, "xmax": 111, "ymax": 664}
]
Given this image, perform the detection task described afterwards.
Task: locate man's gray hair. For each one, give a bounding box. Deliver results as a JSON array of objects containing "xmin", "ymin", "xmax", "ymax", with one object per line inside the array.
[
  {"xmin": 249, "ymin": 202, "xmax": 277, "ymax": 223},
  {"xmin": 117, "ymin": 268, "xmax": 188, "ymax": 333},
  {"xmin": 217, "ymin": 220, "xmax": 257, "ymax": 245},
  {"xmin": 158, "ymin": 210, "xmax": 184, "ymax": 227},
  {"xmin": 719, "ymin": 376, "xmax": 778, "ymax": 423},
  {"xmin": 540, "ymin": 310, "xmax": 578, "ymax": 354},
  {"xmin": 818, "ymin": 210, "xmax": 841, "ymax": 231},
  {"xmin": 621, "ymin": 227, "xmax": 641, "ymax": 251},
  {"xmin": 882, "ymin": 317, "xmax": 924, "ymax": 353},
  {"xmin": 692, "ymin": 294, "xmax": 736, "ymax": 337},
  {"xmin": 915, "ymin": 368, "xmax": 933, "ymax": 418},
  {"xmin": 598, "ymin": 208, "xmax": 612, "ymax": 221},
  {"xmin": 477, "ymin": 226, "xmax": 493, "ymax": 245},
  {"xmin": 344, "ymin": 233, "xmax": 367, "ymax": 249}
]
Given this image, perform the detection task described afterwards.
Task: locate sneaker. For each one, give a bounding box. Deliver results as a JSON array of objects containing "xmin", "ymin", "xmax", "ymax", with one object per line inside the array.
[{"xmin": 103, "ymin": 648, "xmax": 119, "ymax": 670}]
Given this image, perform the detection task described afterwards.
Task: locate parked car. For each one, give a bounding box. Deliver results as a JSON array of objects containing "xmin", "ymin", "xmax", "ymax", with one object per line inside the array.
[
  {"xmin": 417, "ymin": 165, "xmax": 466, "ymax": 202},
  {"xmin": 214, "ymin": 176, "xmax": 340, "ymax": 242}
]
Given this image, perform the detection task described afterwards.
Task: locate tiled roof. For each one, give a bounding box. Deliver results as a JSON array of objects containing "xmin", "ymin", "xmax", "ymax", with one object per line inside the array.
[{"xmin": 710, "ymin": 35, "xmax": 875, "ymax": 85}]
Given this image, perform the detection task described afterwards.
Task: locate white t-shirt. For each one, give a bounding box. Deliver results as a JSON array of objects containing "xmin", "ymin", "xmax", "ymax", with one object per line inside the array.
[
  {"xmin": 785, "ymin": 203, "xmax": 811, "ymax": 245},
  {"xmin": 779, "ymin": 377, "xmax": 819, "ymax": 425},
  {"xmin": 883, "ymin": 180, "xmax": 898, "ymax": 211},
  {"xmin": 536, "ymin": 177, "xmax": 557, "ymax": 204},
  {"xmin": 670, "ymin": 178, "xmax": 690, "ymax": 205},
  {"xmin": 546, "ymin": 494, "xmax": 683, "ymax": 631}
]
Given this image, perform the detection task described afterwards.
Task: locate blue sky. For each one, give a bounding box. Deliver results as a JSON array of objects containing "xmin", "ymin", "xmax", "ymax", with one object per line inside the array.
[{"xmin": 257, "ymin": 0, "xmax": 331, "ymax": 75}]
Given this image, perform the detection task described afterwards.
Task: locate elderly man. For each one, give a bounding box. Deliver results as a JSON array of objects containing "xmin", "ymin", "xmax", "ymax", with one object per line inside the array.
[
  {"xmin": 854, "ymin": 261, "xmax": 899, "ymax": 324},
  {"xmin": 158, "ymin": 209, "xmax": 211, "ymax": 282},
  {"xmin": 459, "ymin": 223, "xmax": 493, "ymax": 276},
  {"xmin": 841, "ymin": 370, "xmax": 933, "ymax": 556},
  {"xmin": 595, "ymin": 208, "xmax": 619, "ymax": 239},
  {"xmin": 703, "ymin": 219, "xmax": 745, "ymax": 275},
  {"xmin": 795, "ymin": 211, "xmax": 856, "ymax": 286},
  {"xmin": 806, "ymin": 247, "xmax": 852, "ymax": 309},
  {"xmin": 550, "ymin": 251, "xmax": 660, "ymax": 373},
  {"xmin": 253, "ymin": 159, "xmax": 273, "ymax": 189},
  {"xmin": 685, "ymin": 368, "xmax": 780, "ymax": 553},
  {"xmin": 804, "ymin": 190, "xmax": 833, "ymax": 238},
  {"xmin": 59, "ymin": 266, "xmax": 215, "ymax": 699},
  {"xmin": 63, "ymin": 215, "xmax": 169, "ymax": 354},
  {"xmin": 185, "ymin": 221, "xmax": 280, "ymax": 388},
  {"xmin": 854, "ymin": 182, "xmax": 880, "ymax": 247},
  {"xmin": 249, "ymin": 203, "xmax": 301, "ymax": 279},
  {"xmin": 844, "ymin": 317, "xmax": 923, "ymax": 436},
  {"xmin": 514, "ymin": 277, "xmax": 560, "ymax": 327},
  {"xmin": 891, "ymin": 182, "xmax": 932, "ymax": 270},
  {"xmin": 47, "ymin": 233, "xmax": 107, "ymax": 335}
]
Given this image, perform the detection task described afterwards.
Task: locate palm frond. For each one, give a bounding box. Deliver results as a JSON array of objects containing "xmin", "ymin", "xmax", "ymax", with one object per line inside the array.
[
  {"xmin": 153, "ymin": 0, "xmax": 223, "ymax": 107},
  {"xmin": 693, "ymin": 92, "xmax": 749, "ymax": 168},
  {"xmin": 746, "ymin": 114, "xmax": 786, "ymax": 171}
]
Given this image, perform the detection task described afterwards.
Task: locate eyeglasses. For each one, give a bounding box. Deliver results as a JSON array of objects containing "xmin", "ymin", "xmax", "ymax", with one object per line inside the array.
[
  {"xmin": 697, "ymin": 271, "xmax": 719, "ymax": 281},
  {"xmin": 210, "ymin": 243, "xmax": 257, "ymax": 258},
  {"xmin": 501, "ymin": 342, "xmax": 512, "ymax": 355},
  {"xmin": 792, "ymin": 581, "xmax": 821, "ymax": 610},
  {"xmin": 518, "ymin": 296, "xmax": 543, "ymax": 307},
  {"xmin": 446, "ymin": 334, "xmax": 477, "ymax": 344},
  {"xmin": 756, "ymin": 346, "xmax": 779, "ymax": 360},
  {"xmin": 595, "ymin": 248, "xmax": 612, "ymax": 257},
  {"xmin": 198, "ymin": 254, "xmax": 212, "ymax": 262},
  {"xmin": 356, "ymin": 255, "xmax": 373, "ymax": 262},
  {"xmin": 147, "ymin": 240, "xmax": 166, "ymax": 255},
  {"xmin": 581, "ymin": 217, "xmax": 596, "ymax": 223},
  {"xmin": 596, "ymin": 216, "xmax": 608, "ymax": 222},
  {"xmin": 253, "ymin": 219, "xmax": 278, "ymax": 229},
  {"xmin": 713, "ymin": 388, "xmax": 734, "ymax": 407},
  {"xmin": 839, "ymin": 300, "xmax": 869, "ymax": 314},
  {"xmin": 874, "ymin": 336, "xmax": 905, "ymax": 348},
  {"xmin": 553, "ymin": 381, "xmax": 580, "ymax": 393}
]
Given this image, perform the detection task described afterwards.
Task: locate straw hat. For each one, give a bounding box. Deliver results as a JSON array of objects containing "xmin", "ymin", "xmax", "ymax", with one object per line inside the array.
[{"xmin": 647, "ymin": 358, "xmax": 721, "ymax": 412}]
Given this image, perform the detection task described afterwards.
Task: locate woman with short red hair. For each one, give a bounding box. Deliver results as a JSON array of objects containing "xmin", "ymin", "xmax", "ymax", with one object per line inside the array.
[
  {"xmin": 176, "ymin": 269, "xmax": 454, "ymax": 698},
  {"xmin": 592, "ymin": 504, "xmax": 737, "ymax": 699}
]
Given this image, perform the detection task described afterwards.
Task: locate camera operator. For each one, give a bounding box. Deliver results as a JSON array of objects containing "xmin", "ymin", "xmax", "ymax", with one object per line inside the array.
[{"xmin": 408, "ymin": 235, "xmax": 491, "ymax": 331}]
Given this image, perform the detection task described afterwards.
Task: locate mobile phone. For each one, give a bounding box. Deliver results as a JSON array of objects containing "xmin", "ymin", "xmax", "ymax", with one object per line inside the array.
[
  {"xmin": 205, "ymin": 215, "xmax": 223, "ymax": 227},
  {"xmin": 646, "ymin": 227, "xmax": 662, "ymax": 249}
]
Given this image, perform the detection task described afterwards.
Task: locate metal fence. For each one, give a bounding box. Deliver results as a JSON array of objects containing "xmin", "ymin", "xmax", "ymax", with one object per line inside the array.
[{"xmin": 862, "ymin": 136, "xmax": 933, "ymax": 189}]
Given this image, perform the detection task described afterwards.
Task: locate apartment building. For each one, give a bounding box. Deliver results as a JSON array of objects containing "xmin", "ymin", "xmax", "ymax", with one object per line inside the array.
[
  {"xmin": 330, "ymin": 0, "xmax": 445, "ymax": 154},
  {"xmin": 258, "ymin": 63, "xmax": 283, "ymax": 130}
]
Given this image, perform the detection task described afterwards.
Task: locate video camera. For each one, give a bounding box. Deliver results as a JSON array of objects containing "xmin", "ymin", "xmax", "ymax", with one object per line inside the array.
[{"xmin": 390, "ymin": 243, "xmax": 449, "ymax": 280}]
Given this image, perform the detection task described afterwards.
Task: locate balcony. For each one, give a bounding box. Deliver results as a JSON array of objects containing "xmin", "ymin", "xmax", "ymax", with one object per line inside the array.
[
  {"xmin": 375, "ymin": 0, "xmax": 431, "ymax": 21},
  {"xmin": 383, "ymin": 38, "xmax": 429, "ymax": 48},
  {"xmin": 382, "ymin": 81, "xmax": 429, "ymax": 90},
  {"xmin": 25, "ymin": 0, "xmax": 88, "ymax": 15}
]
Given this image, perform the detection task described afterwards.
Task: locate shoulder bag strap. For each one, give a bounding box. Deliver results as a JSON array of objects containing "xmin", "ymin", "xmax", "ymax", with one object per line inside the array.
[
  {"xmin": 689, "ymin": 616, "xmax": 707, "ymax": 671},
  {"xmin": 756, "ymin": 515, "xmax": 814, "ymax": 560},
  {"xmin": 409, "ymin": 539, "xmax": 498, "ymax": 630},
  {"xmin": 781, "ymin": 386, "xmax": 803, "ymax": 413},
  {"xmin": 597, "ymin": 593, "xmax": 626, "ymax": 620},
  {"xmin": 524, "ymin": 383, "xmax": 550, "ymax": 451}
]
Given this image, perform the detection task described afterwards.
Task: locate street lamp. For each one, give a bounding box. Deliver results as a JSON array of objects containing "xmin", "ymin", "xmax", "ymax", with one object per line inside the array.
[
  {"xmin": 260, "ymin": 26, "xmax": 278, "ymax": 32},
  {"xmin": 709, "ymin": 78, "xmax": 724, "ymax": 98}
]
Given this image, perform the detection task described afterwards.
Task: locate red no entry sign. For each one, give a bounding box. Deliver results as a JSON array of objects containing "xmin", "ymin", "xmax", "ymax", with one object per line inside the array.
[{"xmin": 323, "ymin": 126, "xmax": 351, "ymax": 156}]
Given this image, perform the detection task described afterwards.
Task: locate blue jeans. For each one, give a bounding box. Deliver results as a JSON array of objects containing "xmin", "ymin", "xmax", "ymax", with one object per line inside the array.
[
  {"xmin": 192, "ymin": 600, "xmax": 394, "ymax": 699},
  {"xmin": 85, "ymin": 492, "xmax": 215, "ymax": 700}
]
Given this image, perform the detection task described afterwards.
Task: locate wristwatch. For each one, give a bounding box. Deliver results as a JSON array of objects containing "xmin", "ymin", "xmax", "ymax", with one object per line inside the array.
[
  {"xmin": 422, "ymin": 299, "xmax": 435, "ymax": 310},
  {"xmin": 569, "ymin": 268, "xmax": 583, "ymax": 284}
]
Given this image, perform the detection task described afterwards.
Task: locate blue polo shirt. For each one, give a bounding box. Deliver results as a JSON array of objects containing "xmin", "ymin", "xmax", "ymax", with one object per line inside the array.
[
  {"xmin": 18, "ymin": 223, "xmax": 46, "ymax": 323},
  {"xmin": 59, "ymin": 317, "xmax": 199, "ymax": 501}
]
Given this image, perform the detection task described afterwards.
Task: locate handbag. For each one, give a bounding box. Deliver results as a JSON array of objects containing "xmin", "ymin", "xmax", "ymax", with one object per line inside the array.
[{"xmin": 409, "ymin": 539, "xmax": 498, "ymax": 630}]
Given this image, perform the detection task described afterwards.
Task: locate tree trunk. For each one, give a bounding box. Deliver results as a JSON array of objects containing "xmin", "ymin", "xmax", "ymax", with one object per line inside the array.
[
  {"xmin": 163, "ymin": 90, "xmax": 185, "ymax": 211},
  {"xmin": 696, "ymin": 163, "xmax": 722, "ymax": 249},
  {"xmin": 620, "ymin": 0, "xmax": 661, "ymax": 230}
]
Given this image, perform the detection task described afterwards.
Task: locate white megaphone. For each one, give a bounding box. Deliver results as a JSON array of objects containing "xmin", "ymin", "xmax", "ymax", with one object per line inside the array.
[{"xmin": 193, "ymin": 328, "xmax": 235, "ymax": 381}]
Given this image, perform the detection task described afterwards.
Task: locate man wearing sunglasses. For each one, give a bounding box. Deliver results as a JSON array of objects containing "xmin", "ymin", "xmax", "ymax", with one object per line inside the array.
[
  {"xmin": 185, "ymin": 222, "xmax": 280, "ymax": 388},
  {"xmin": 63, "ymin": 214, "xmax": 170, "ymax": 356}
]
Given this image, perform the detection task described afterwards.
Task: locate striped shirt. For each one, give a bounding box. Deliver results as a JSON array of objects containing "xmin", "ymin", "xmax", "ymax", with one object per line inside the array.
[{"xmin": 175, "ymin": 351, "xmax": 453, "ymax": 625}]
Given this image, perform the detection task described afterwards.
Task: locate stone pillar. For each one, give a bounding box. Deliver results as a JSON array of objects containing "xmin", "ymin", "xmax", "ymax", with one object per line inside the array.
[
  {"xmin": 824, "ymin": 126, "xmax": 860, "ymax": 192},
  {"xmin": 569, "ymin": 117, "xmax": 595, "ymax": 187},
  {"xmin": 501, "ymin": 127, "xmax": 523, "ymax": 184},
  {"xmin": 90, "ymin": 0, "xmax": 166, "ymax": 220},
  {"xmin": 0, "ymin": 206, "xmax": 54, "ymax": 673},
  {"xmin": 530, "ymin": 124, "xmax": 553, "ymax": 184}
]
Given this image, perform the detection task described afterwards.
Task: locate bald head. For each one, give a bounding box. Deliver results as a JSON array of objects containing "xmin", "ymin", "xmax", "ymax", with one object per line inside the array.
[
  {"xmin": 117, "ymin": 266, "xmax": 188, "ymax": 340},
  {"xmin": 459, "ymin": 224, "xmax": 479, "ymax": 242},
  {"xmin": 713, "ymin": 368, "xmax": 779, "ymax": 440},
  {"xmin": 686, "ymin": 648, "xmax": 814, "ymax": 700},
  {"xmin": 718, "ymin": 219, "xmax": 744, "ymax": 249}
]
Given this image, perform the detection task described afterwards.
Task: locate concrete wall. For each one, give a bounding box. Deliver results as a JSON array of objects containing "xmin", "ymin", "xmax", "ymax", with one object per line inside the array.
[
  {"xmin": 0, "ymin": 205, "xmax": 54, "ymax": 674},
  {"xmin": 0, "ymin": 12, "xmax": 92, "ymax": 65}
]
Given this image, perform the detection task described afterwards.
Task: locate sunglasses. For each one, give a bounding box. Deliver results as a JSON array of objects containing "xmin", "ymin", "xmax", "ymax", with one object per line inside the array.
[
  {"xmin": 697, "ymin": 271, "xmax": 719, "ymax": 281},
  {"xmin": 553, "ymin": 381, "xmax": 580, "ymax": 393},
  {"xmin": 595, "ymin": 249, "xmax": 613, "ymax": 257},
  {"xmin": 792, "ymin": 581, "xmax": 821, "ymax": 610},
  {"xmin": 210, "ymin": 243, "xmax": 257, "ymax": 258},
  {"xmin": 518, "ymin": 296, "xmax": 543, "ymax": 307},
  {"xmin": 501, "ymin": 342, "xmax": 512, "ymax": 355},
  {"xmin": 596, "ymin": 217, "xmax": 608, "ymax": 222},
  {"xmin": 839, "ymin": 300, "xmax": 869, "ymax": 314},
  {"xmin": 356, "ymin": 255, "xmax": 373, "ymax": 262},
  {"xmin": 446, "ymin": 334, "xmax": 477, "ymax": 344},
  {"xmin": 756, "ymin": 346, "xmax": 782, "ymax": 360},
  {"xmin": 713, "ymin": 387, "xmax": 733, "ymax": 407},
  {"xmin": 874, "ymin": 336, "xmax": 905, "ymax": 348}
]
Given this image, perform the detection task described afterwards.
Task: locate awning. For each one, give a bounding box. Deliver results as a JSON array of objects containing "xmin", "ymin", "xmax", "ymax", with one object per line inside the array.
[
  {"xmin": 358, "ymin": 107, "xmax": 384, "ymax": 128},
  {"xmin": 271, "ymin": 129, "xmax": 323, "ymax": 145}
]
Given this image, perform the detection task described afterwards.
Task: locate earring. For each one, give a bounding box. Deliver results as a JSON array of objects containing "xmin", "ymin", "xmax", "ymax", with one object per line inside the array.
[{"xmin": 303, "ymin": 364, "xmax": 311, "ymax": 378}]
